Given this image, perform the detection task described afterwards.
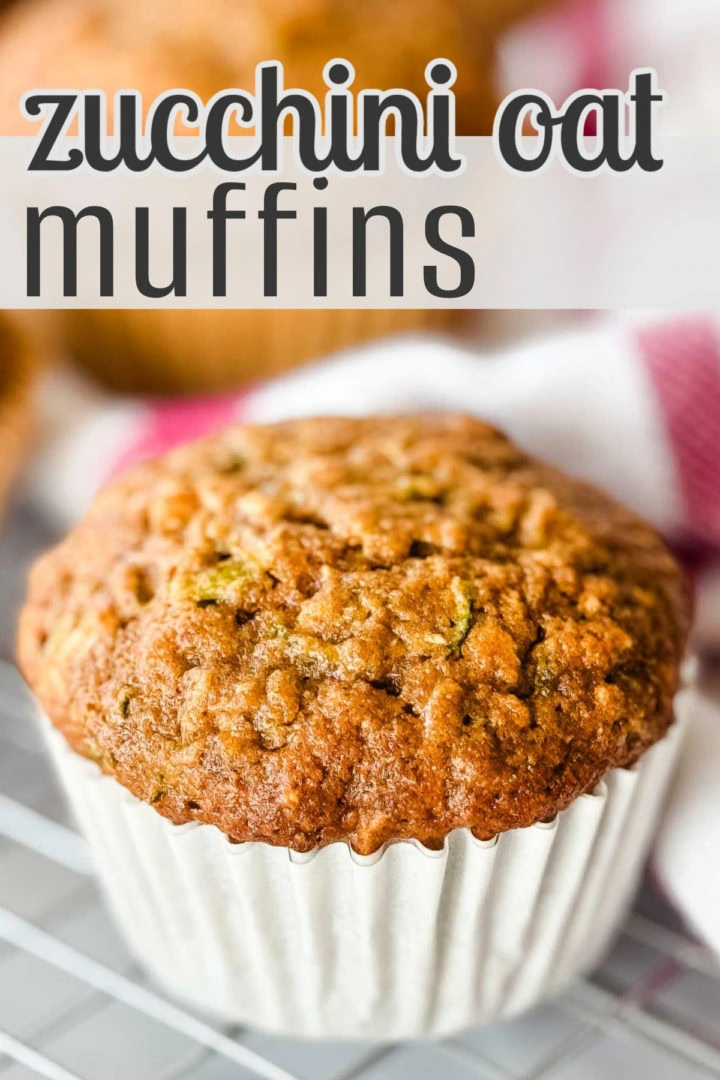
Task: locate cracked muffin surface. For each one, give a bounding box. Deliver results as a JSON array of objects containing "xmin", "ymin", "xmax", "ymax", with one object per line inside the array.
[{"xmin": 19, "ymin": 414, "xmax": 691, "ymax": 853}]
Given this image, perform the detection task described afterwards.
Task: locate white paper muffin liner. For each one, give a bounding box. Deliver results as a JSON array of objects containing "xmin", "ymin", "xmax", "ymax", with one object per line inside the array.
[{"xmin": 42, "ymin": 680, "xmax": 694, "ymax": 1041}]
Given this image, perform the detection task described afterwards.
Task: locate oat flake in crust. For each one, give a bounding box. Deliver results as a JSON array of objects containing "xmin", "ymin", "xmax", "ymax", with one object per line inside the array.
[{"xmin": 19, "ymin": 415, "xmax": 691, "ymax": 854}]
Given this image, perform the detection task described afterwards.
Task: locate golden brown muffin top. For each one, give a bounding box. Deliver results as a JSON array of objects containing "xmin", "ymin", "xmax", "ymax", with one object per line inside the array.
[
  {"xmin": 0, "ymin": 0, "xmax": 550, "ymax": 135},
  {"xmin": 19, "ymin": 415, "xmax": 691, "ymax": 853}
]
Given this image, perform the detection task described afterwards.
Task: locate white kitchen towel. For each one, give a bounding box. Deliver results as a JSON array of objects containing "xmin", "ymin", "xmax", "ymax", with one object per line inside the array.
[{"xmin": 501, "ymin": 0, "xmax": 720, "ymax": 135}]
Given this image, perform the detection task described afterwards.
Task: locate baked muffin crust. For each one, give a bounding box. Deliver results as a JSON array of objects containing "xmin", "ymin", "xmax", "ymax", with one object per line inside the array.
[{"xmin": 19, "ymin": 415, "xmax": 691, "ymax": 853}]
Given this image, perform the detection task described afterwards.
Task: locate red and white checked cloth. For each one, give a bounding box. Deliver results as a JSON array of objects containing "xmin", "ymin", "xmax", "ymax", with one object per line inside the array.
[{"xmin": 31, "ymin": 311, "xmax": 720, "ymax": 956}]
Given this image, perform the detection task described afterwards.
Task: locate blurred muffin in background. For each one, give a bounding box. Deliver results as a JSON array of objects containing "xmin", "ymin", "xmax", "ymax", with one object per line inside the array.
[
  {"xmin": 54, "ymin": 310, "xmax": 463, "ymax": 396},
  {"xmin": 0, "ymin": 0, "xmax": 546, "ymax": 134},
  {"xmin": 0, "ymin": 313, "xmax": 36, "ymax": 515},
  {"xmin": 0, "ymin": 0, "xmax": 549, "ymax": 394}
]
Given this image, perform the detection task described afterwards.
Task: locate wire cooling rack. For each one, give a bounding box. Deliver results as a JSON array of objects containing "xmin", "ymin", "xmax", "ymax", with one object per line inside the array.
[{"xmin": 0, "ymin": 495, "xmax": 719, "ymax": 1080}]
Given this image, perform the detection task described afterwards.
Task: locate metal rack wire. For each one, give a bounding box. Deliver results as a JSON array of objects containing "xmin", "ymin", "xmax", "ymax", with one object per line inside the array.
[{"xmin": 1, "ymin": 499, "xmax": 719, "ymax": 1080}]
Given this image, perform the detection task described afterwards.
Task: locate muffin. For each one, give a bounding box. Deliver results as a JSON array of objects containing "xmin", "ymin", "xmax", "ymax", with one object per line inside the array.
[
  {"xmin": 0, "ymin": 0, "xmax": 509, "ymax": 135},
  {"xmin": 0, "ymin": 313, "xmax": 35, "ymax": 516},
  {"xmin": 18, "ymin": 414, "xmax": 693, "ymax": 1037},
  {"xmin": 50, "ymin": 309, "xmax": 464, "ymax": 396},
  {"xmin": 0, "ymin": 0, "xmax": 545, "ymax": 393}
]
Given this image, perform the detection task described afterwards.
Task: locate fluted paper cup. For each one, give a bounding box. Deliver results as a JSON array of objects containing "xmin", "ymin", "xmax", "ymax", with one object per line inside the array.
[{"xmin": 41, "ymin": 679, "xmax": 694, "ymax": 1041}]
